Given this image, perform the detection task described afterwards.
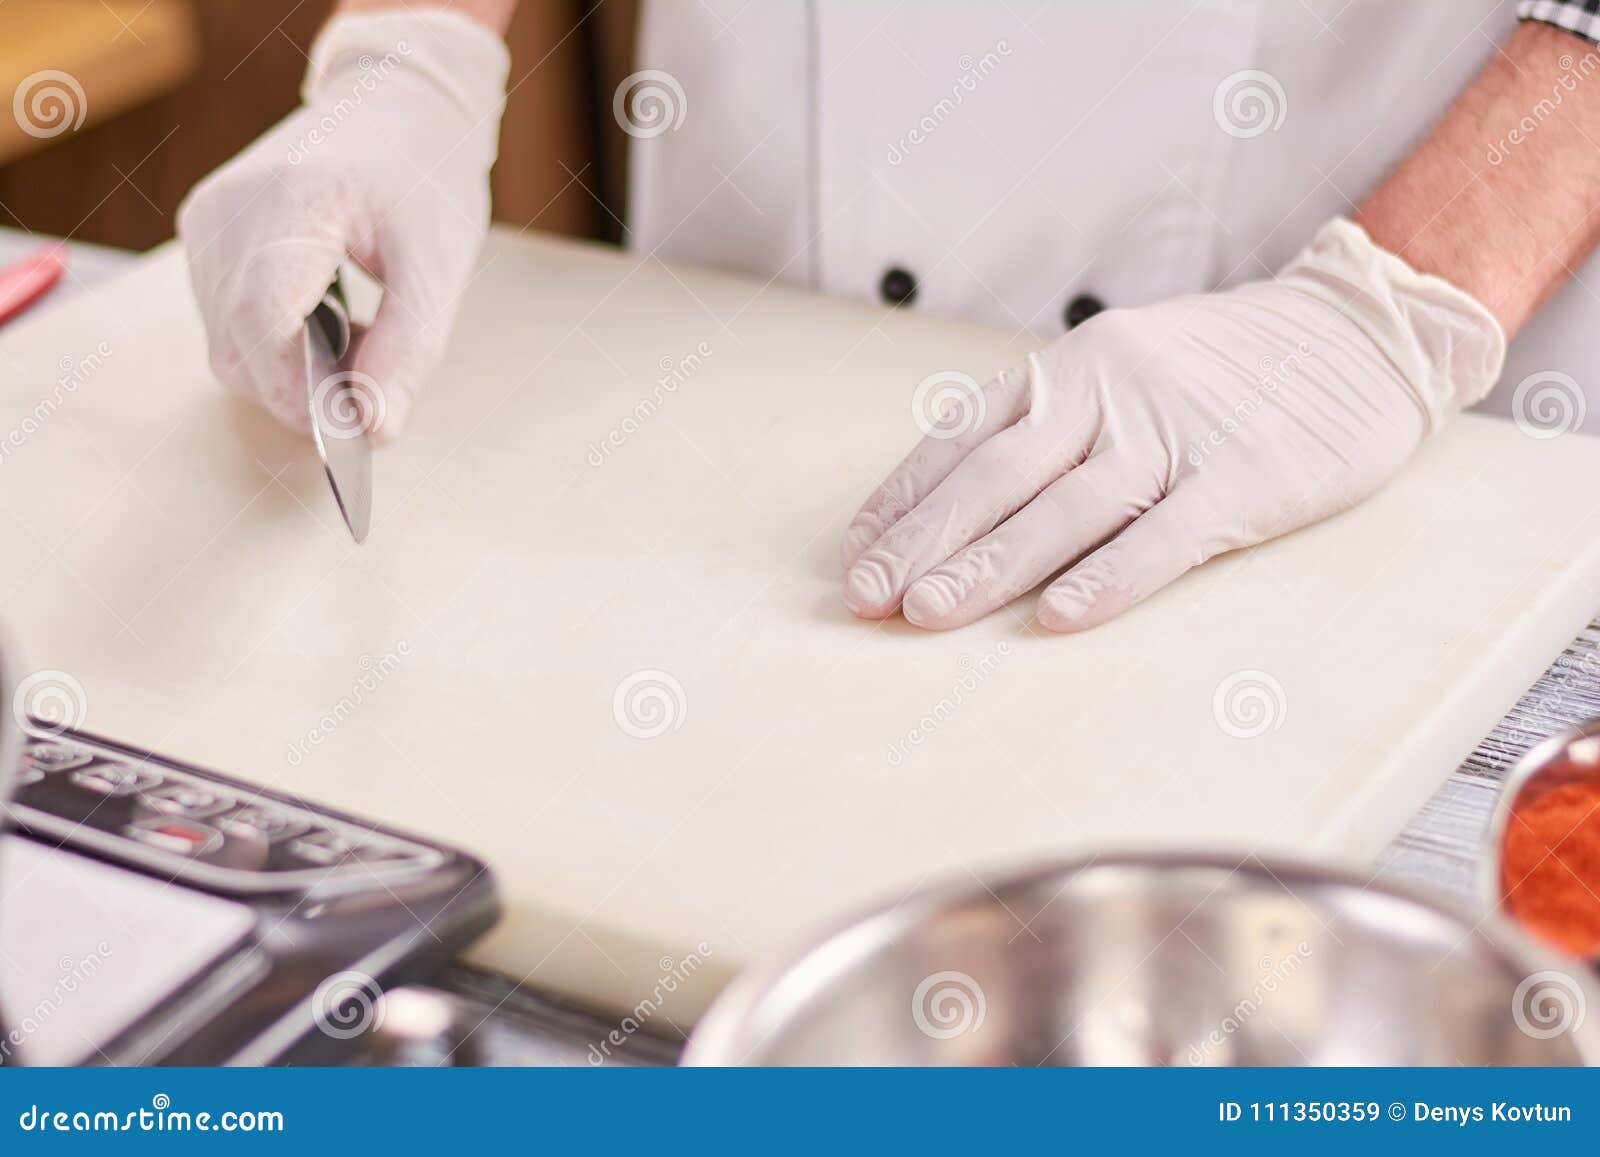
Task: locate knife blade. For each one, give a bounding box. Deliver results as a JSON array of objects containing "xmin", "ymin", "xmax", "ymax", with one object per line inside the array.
[{"xmin": 304, "ymin": 279, "xmax": 373, "ymax": 544}]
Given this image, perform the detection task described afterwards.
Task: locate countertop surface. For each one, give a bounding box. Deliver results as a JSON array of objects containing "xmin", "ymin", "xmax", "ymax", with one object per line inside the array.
[{"xmin": 0, "ymin": 227, "xmax": 140, "ymax": 312}]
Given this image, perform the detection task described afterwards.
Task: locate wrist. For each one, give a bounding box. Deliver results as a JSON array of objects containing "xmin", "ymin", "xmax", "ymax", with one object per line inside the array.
[
  {"xmin": 1353, "ymin": 21, "xmax": 1600, "ymax": 337},
  {"xmin": 1281, "ymin": 218, "xmax": 1507, "ymax": 424},
  {"xmin": 304, "ymin": 9, "xmax": 511, "ymax": 120},
  {"xmin": 336, "ymin": 0, "xmax": 515, "ymax": 36}
]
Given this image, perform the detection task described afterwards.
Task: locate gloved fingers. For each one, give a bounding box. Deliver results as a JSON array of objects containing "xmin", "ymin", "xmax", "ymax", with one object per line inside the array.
[
  {"xmin": 900, "ymin": 454, "xmax": 1146, "ymax": 630},
  {"xmin": 347, "ymin": 308, "xmax": 455, "ymax": 443},
  {"xmin": 344, "ymin": 237, "xmax": 468, "ymax": 443},
  {"xmin": 842, "ymin": 364, "xmax": 1035, "ymax": 568},
  {"xmin": 221, "ymin": 239, "xmax": 346, "ymax": 435},
  {"xmin": 237, "ymin": 334, "xmax": 315, "ymax": 435},
  {"xmin": 172, "ymin": 5, "xmax": 508, "ymax": 448},
  {"xmin": 842, "ymin": 408, "xmax": 1094, "ymax": 620},
  {"xmin": 1035, "ymin": 487, "xmax": 1218, "ymax": 632}
]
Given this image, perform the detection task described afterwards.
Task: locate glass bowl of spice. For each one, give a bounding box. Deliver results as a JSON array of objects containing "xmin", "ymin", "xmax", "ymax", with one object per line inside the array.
[{"xmin": 1489, "ymin": 720, "xmax": 1600, "ymax": 957}]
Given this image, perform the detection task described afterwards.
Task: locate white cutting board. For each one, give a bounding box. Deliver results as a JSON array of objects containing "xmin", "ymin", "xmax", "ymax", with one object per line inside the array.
[{"xmin": 2, "ymin": 230, "xmax": 1600, "ymax": 1023}]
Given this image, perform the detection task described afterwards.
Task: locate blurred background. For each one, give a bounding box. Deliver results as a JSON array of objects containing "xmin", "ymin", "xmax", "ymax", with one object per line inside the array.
[{"xmin": 0, "ymin": 0, "xmax": 635, "ymax": 250}]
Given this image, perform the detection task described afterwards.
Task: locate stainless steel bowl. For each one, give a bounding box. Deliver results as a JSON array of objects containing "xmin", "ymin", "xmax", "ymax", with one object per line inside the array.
[{"xmin": 684, "ymin": 852, "xmax": 1600, "ymax": 1065}]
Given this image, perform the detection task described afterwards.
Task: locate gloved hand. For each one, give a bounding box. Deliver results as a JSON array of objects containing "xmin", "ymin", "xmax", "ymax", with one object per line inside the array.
[
  {"xmin": 842, "ymin": 219, "xmax": 1506, "ymax": 632},
  {"xmin": 177, "ymin": 10, "xmax": 510, "ymax": 440}
]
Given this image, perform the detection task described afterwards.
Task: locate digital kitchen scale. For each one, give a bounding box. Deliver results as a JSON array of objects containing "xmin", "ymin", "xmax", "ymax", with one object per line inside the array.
[{"xmin": 0, "ymin": 722, "xmax": 499, "ymax": 1065}]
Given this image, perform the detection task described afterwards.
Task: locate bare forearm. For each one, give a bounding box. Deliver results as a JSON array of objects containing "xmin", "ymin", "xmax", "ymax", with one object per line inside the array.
[
  {"xmin": 336, "ymin": 0, "xmax": 516, "ymax": 35},
  {"xmin": 1356, "ymin": 21, "xmax": 1600, "ymax": 337}
]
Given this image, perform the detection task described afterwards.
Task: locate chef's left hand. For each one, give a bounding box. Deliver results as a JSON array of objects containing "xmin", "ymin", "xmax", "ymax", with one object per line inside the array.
[{"xmin": 841, "ymin": 218, "xmax": 1506, "ymax": 632}]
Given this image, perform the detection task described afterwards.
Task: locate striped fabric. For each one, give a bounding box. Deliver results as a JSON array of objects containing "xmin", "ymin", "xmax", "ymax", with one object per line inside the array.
[{"xmin": 1521, "ymin": 0, "xmax": 1600, "ymax": 44}]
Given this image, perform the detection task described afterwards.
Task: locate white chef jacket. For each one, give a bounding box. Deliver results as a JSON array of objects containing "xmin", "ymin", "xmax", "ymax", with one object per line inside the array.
[{"xmin": 627, "ymin": 0, "xmax": 1600, "ymax": 432}]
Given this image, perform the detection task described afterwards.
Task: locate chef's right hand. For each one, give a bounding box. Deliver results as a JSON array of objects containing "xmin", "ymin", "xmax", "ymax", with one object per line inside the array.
[{"xmin": 176, "ymin": 9, "xmax": 510, "ymax": 440}]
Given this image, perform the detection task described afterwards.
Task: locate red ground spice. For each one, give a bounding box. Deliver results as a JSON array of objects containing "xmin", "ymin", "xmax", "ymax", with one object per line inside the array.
[{"xmin": 1501, "ymin": 779, "xmax": 1600, "ymax": 957}]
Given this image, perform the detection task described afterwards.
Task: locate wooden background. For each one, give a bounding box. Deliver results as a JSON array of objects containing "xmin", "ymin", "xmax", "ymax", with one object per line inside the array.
[{"xmin": 0, "ymin": 0, "xmax": 636, "ymax": 251}]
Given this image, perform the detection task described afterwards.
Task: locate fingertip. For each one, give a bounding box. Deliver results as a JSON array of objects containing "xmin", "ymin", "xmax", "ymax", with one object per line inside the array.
[
  {"xmin": 901, "ymin": 572, "xmax": 963, "ymax": 630},
  {"xmin": 369, "ymin": 383, "xmax": 412, "ymax": 445},
  {"xmin": 274, "ymin": 407, "xmax": 314, "ymax": 439},
  {"xmin": 1037, "ymin": 582, "xmax": 1136, "ymax": 633},
  {"xmin": 346, "ymin": 312, "xmax": 441, "ymax": 445},
  {"xmin": 1034, "ymin": 598, "xmax": 1088, "ymax": 633},
  {"xmin": 242, "ymin": 351, "xmax": 315, "ymax": 437},
  {"xmin": 1035, "ymin": 582, "xmax": 1097, "ymax": 633},
  {"xmin": 843, "ymin": 553, "xmax": 899, "ymax": 619},
  {"xmin": 264, "ymin": 395, "xmax": 313, "ymax": 438},
  {"xmin": 843, "ymin": 596, "xmax": 896, "ymax": 622}
]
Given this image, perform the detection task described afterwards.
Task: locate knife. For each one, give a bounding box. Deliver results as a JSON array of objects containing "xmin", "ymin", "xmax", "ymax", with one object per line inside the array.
[{"xmin": 304, "ymin": 278, "xmax": 373, "ymax": 544}]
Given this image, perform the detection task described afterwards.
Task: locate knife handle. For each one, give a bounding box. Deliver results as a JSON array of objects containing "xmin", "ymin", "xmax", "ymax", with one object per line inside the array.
[{"xmin": 309, "ymin": 275, "xmax": 351, "ymax": 359}]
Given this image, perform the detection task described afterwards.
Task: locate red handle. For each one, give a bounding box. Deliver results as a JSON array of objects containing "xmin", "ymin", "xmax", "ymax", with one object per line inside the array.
[{"xmin": 0, "ymin": 245, "xmax": 67, "ymax": 326}]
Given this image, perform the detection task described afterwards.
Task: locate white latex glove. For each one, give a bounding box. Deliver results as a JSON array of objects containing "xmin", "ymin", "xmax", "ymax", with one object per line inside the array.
[
  {"xmin": 177, "ymin": 10, "xmax": 510, "ymax": 439},
  {"xmin": 842, "ymin": 219, "xmax": 1506, "ymax": 632}
]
